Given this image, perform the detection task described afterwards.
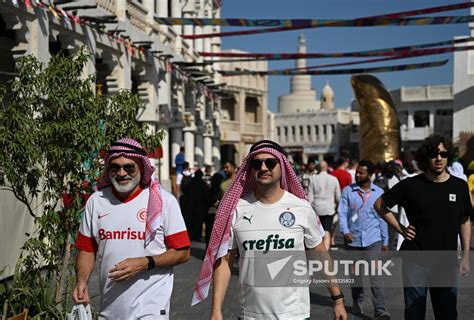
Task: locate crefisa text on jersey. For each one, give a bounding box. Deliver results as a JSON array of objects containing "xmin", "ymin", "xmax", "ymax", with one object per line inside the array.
[{"xmin": 242, "ymin": 234, "xmax": 295, "ymax": 253}]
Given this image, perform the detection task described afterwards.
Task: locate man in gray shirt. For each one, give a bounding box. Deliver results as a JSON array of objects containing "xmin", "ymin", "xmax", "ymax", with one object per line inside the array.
[{"xmin": 308, "ymin": 161, "xmax": 341, "ymax": 249}]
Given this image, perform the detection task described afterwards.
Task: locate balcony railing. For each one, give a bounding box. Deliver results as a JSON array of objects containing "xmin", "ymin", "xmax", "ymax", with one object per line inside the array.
[
  {"xmin": 221, "ymin": 120, "xmax": 240, "ymax": 132},
  {"xmin": 244, "ymin": 122, "xmax": 263, "ymax": 134}
]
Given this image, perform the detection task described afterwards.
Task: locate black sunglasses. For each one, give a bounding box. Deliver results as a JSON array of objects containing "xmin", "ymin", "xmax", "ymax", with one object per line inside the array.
[
  {"xmin": 250, "ymin": 158, "xmax": 279, "ymax": 171},
  {"xmin": 109, "ymin": 163, "xmax": 137, "ymax": 174},
  {"xmin": 429, "ymin": 151, "xmax": 449, "ymax": 159}
]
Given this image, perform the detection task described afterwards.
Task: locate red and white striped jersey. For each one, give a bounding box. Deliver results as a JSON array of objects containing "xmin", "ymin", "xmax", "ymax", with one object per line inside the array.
[{"xmin": 76, "ymin": 186, "xmax": 190, "ymax": 319}]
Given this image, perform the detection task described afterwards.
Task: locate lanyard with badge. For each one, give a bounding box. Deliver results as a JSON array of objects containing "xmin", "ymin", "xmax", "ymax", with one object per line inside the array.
[{"xmin": 351, "ymin": 190, "xmax": 371, "ymax": 223}]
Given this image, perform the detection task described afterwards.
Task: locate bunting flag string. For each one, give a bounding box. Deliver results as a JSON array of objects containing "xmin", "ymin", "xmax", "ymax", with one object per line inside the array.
[
  {"xmin": 183, "ymin": 2, "xmax": 474, "ymax": 39},
  {"xmin": 199, "ymin": 36, "xmax": 474, "ymax": 62},
  {"xmin": 219, "ymin": 59, "xmax": 448, "ymax": 76},
  {"xmin": 158, "ymin": 16, "xmax": 474, "ymax": 28},
  {"xmin": 239, "ymin": 45, "xmax": 474, "ymax": 74}
]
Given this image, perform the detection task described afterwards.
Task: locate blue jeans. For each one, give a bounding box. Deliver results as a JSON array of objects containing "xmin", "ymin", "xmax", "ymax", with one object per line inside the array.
[
  {"xmin": 403, "ymin": 260, "xmax": 458, "ymax": 320},
  {"xmin": 346, "ymin": 241, "xmax": 388, "ymax": 314}
]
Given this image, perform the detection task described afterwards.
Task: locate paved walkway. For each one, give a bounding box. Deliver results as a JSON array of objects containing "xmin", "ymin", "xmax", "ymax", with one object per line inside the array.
[{"xmin": 88, "ymin": 239, "xmax": 474, "ymax": 319}]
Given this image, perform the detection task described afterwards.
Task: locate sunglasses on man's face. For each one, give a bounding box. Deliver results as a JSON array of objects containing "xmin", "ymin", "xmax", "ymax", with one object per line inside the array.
[
  {"xmin": 429, "ymin": 151, "xmax": 449, "ymax": 159},
  {"xmin": 250, "ymin": 158, "xmax": 279, "ymax": 171},
  {"xmin": 109, "ymin": 163, "xmax": 137, "ymax": 174}
]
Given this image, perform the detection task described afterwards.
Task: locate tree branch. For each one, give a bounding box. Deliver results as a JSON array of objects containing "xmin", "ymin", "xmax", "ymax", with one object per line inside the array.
[{"xmin": 9, "ymin": 186, "xmax": 37, "ymax": 218}]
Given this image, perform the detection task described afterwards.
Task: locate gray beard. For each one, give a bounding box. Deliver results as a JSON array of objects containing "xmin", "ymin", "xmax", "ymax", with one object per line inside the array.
[{"xmin": 110, "ymin": 171, "xmax": 141, "ymax": 193}]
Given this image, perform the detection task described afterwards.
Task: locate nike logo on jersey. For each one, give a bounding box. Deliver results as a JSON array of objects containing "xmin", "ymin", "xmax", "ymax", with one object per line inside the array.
[
  {"xmin": 98, "ymin": 213, "xmax": 111, "ymax": 219},
  {"xmin": 243, "ymin": 215, "xmax": 253, "ymax": 224}
]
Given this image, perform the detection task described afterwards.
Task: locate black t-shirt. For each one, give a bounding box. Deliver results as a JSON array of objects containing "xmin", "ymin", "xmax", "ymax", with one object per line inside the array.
[{"xmin": 382, "ymin": 174, "xmax": 472, "ymax": 250}]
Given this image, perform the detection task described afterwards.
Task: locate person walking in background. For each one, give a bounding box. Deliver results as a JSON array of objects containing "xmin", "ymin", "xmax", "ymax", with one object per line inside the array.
[
  {"xmin": 188, "ymin": 169, "xmax": 210, "ymax": 241},
  {"xmin": 375, "ymin": 135, "xmax": 472, "ymax": 320},
  {"xmin": 331, "ymin": 157, "xmax": 352, "ymax": 191},
  {"xmin": 338, "ymin": 160, "xmax": 390, "ymax": 319},
  {"xmin": 347, "ymin": 159, "xmax": 358, "ymax": 184},
  {"xmin": 205, "ymin": 172, "xmax": 224, "ymax": 248},
  {"xmin": 300, "ymin": 160, "xmax": 318, "ymax": 195},
  {"xmin": 73, "ymin": 138, "xmax": 190, "ymax": 319},
  {"xmin": 175, "ymin": 147, "xmax": 185, "ymax": 175},
  {"xmin": 220, "ymin": 160, "xmax": 236, "ymax": 197},
  {"xmin": 448, "ymin": 161, "xmax": 467, "ymax": 182},
  {"xmin": 308, "ymin": 160, "xmax": 341, "ymax": 249},
  {"xmin": 177, "ymin": 162, "xmax": 193, "ymax": 232},
  {"xmin": 193, "ymin": 140, "xmax": 347, "ymax": 319},
  {"xmin": 330, "ymin": 157, "xmax": 352, "ymax": 248},
  {"xmin": 203, "ymin": 164, "xmax": 214, "ymax": 187},
  {"xmin": 175, "ymin": 161, "xmax": 192, "ymax": 198}
]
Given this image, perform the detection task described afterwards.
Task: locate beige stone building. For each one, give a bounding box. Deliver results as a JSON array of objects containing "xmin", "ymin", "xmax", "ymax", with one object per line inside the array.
[
  {"xmin": 218, "ymin": 50, "xmax": 268, "ymax": 164},
  {"xmin": 0, "ymin": 0, "xmax": 267, "ymax": 279}
]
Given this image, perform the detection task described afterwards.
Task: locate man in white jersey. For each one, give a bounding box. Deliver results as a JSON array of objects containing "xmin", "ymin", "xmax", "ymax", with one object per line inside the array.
[
  {"xmin": 192, "ymin": 140, "xmax": 347, "ymax": 319},
  {"xmin": 72, "ymin": 138, "xmax": 190, "ymax": 319}
]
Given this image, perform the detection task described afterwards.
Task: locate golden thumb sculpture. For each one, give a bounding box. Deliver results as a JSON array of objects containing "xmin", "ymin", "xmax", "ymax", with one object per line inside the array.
[{"xmin": 351, "ymin": 74, "xmax": 400, "ymax": 164}]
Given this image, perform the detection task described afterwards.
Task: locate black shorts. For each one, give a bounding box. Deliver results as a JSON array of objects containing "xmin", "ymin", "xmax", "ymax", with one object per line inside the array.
[{"xmin": 318, "ymin": 215, "xmax": 335, "ymax": 231}]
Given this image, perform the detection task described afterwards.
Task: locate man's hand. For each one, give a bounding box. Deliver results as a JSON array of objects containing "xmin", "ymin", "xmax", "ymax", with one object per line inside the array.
[
  {"xmin": 333, "ymin": 299, "xmax": 348, "ymax": 320},
  {"xmin": 459, "ymin": 256, "xmax": 470, "ymax": 277},
  {"xmin": 401, "ymin": 225, "xmax": 416, "ymax": 240},
  {"xmin": 108, "ymin": 257, "xmax": 148, "ymax": 282},
  {"xmin": 72, "ymin": 281, "xmax": 90, "ymax": 304},
  {"xmin": 343, "ymin": 233, "xmax": 353, "ymax": 243},
  {"xmin": 382, "ymin": 245, "xmax": 389, "ymax": 252}
]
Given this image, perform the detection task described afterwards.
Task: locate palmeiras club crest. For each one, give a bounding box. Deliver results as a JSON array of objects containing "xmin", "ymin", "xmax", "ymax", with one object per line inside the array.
[{"xmin": 279, "ymin": 211, "xmax": 295, "ymax": 227}]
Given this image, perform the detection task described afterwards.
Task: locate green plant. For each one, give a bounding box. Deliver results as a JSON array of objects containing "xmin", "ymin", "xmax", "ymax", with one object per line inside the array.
[{"xmin": 0, "ymin": 46, "xmax": 163, "ymax": 318}]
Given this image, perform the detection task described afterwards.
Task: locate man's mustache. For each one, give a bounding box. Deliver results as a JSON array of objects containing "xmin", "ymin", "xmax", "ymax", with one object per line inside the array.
[
  {"xmin": 257, "ymin": 171, "xmax": 271, "ymax": 178},
  {"xmin": 114, "ymin": 175, "xmax": 133, "ymax": 181}
]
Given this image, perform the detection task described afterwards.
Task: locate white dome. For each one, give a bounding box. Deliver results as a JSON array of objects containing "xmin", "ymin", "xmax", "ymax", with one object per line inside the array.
[
  {"xmin": 322, "ymin": 82, "xmax": 334, "ymax": 96},
  {"xmin": 320, "ymin": 81, "xmax": 335, "ymax": 110}
]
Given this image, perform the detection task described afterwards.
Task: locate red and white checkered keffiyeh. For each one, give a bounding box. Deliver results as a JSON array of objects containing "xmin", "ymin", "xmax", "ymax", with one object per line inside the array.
[
  {"xmin": 191, "ymin": 141, "xmax": 322, "ymax": 305},
  {"xmin": 99, "ymin": 138, "xmax": 163, "ymax": 246}
]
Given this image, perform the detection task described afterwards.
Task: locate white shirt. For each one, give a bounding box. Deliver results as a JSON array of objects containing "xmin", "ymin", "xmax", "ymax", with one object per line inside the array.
[
  {"xmin": 229, "ymin": 191, "xmax": 323, "ymax": 319},
  {"xmin": 77, "ymin": 187, "xmax": 189, "ymax": 319},
  {"xmin": 347, "ymin": 168, "xmax": 356, "ymax": 184},
  {"xmin": 308, "ymin": 171, "xmax": 341, "ymax": 216}
]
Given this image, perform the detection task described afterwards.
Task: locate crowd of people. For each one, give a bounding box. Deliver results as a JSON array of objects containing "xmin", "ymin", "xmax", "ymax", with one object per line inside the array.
[
  {"xmin": 174, "ymin": 152, "xmax": 237, "ymax": 248},
  {"xmin": 72, "ymin": 135, "xmax": 474, "ymax": 319}
]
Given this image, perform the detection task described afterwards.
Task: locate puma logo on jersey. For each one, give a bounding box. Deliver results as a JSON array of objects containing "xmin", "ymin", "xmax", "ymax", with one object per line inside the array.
[
  {"xmin": 98, "ymin": 213, "xmax": 111, "ymax": 219},
  {"xmin": 242, "ymin": 234, "xmax": 295, "ymax": 254},
  {"xmin": 243, "ymin": 215, "xmax": 253, "ymax": 224}
]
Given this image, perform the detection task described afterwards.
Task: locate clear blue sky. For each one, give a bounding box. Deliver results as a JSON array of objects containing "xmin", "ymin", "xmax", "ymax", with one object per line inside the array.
[{"xmin": 220, "ymin": 0, "xmax": 470, "ymax": 112}]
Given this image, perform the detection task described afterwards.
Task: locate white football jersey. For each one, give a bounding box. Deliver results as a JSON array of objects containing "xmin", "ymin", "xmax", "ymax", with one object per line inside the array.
[
  {"xmin": 76, "ymin": 186, "xmax": 189, "ymax": 319},
  {"xmin": 229, "ymin": 191, "xmax": 323, "ymax": 319}
]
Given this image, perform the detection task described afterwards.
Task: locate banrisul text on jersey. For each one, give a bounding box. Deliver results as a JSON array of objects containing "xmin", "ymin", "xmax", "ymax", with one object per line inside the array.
[
  {"xmin": 242, "ymin": 234, "xmax": 295, "ymax": 254},
  {"xmin": 99, "ymin": 228, "xmax": 145, "ymax": 240}
]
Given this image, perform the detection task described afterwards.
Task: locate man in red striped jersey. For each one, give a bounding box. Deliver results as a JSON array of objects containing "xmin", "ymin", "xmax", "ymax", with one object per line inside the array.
[{"xmin": 72, "ymin": 138, "xmax": 190, "ymax": 319}]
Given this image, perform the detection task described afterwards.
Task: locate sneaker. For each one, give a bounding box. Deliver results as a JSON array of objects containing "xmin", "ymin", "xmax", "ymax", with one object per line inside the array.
[{"xmin": 374, "ymin": 310, "xmax": 390, "ymax": 320}]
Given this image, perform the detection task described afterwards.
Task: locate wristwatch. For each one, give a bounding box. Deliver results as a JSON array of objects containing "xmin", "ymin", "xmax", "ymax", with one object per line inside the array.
[
  {"xmin": 146, "ymin": 256, "xmax": 155, "ymax": 270},
  {"xmin": 331, "ymin": 292, "xmax": 344, "ymax": 301}
]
